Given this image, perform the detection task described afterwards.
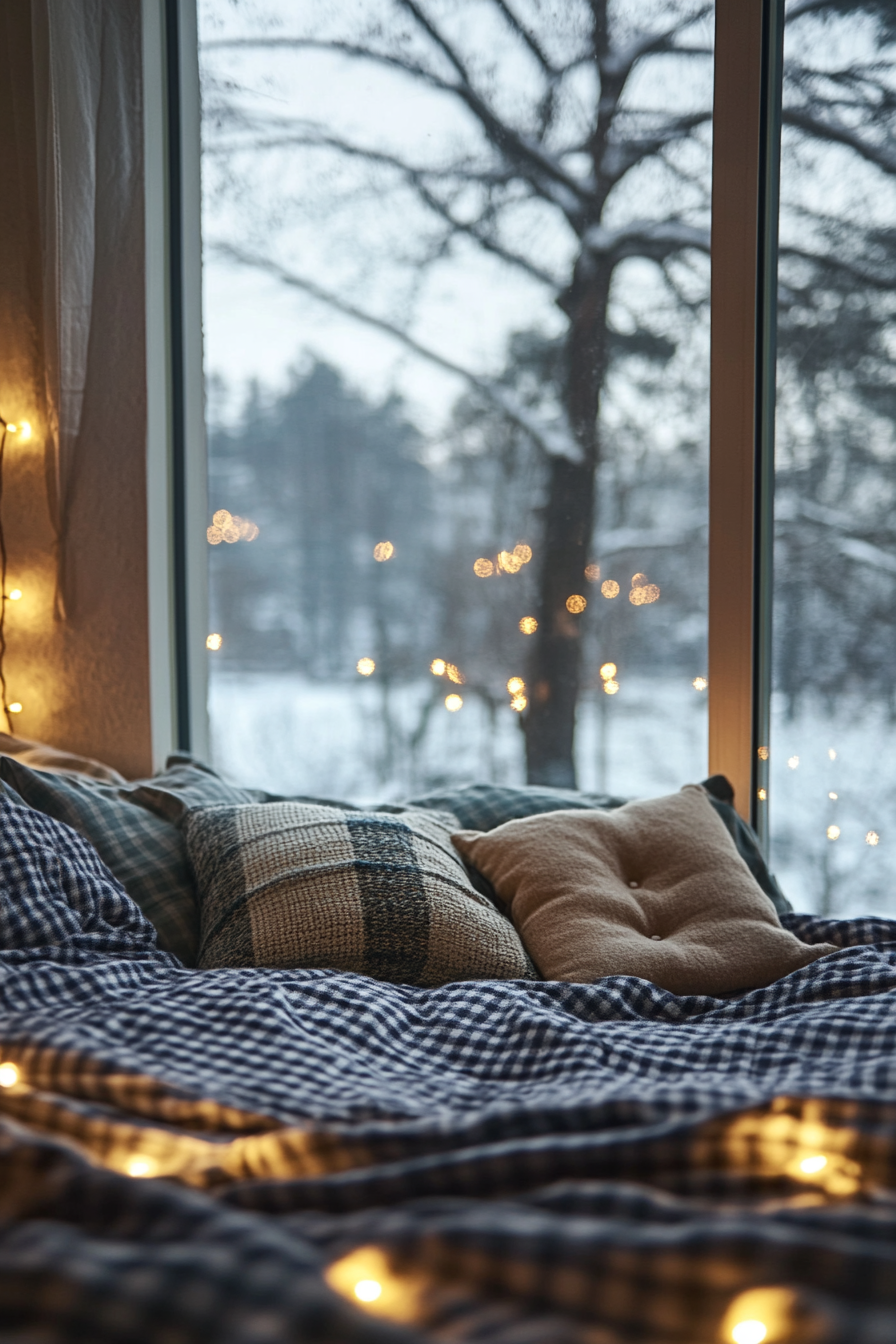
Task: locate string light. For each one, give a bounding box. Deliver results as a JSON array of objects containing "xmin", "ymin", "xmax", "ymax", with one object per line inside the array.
[
  {"xmin": 206, "ymin": 633, "xmax": 223, "ymax": 651},
  {"xmin": 7, "ymin": 702, "xmax": 22, "ymax": 715},
  {"xmin": 692, "ymin": 676, "xmax": 708, "ymax": 691},
  {"xmin": 757, "ymin": 745, "xmax": 769, "ymax": 761},
  {"xmin": 506, "ymin": 677, "xmax": 525, "ymax": 694},
  {"xmin": 5, "ymin": 421, "xmax": 32, "ymax": 441},
  {"xmin": 566, "ymin": 594, "xmax": 586, "ymax": 613},
  {"xmin": 510, "ymin": 694, "xmax": 527, "ymax": 711},
  {"xmin": 866, "ymin": 831, "xmax": 880, "ymax": 846},
  {"xmin": 8, "ymin": 589, "xmax": 21, "ymax": 601},
  {"xmin": 601, "ymin": 580, "xmax": 619, "ymax": 599},
  {"xmin": 519, "ymin": 616, "xmax": 537, "ymax": 634},
  {"xmin": 473, "ymin": 558, "xmax": 494, "ymax": 577},
  {"xmin": 799, "ymin": 1154, "xmax": 827, "ymax": 1174},
  {"xmin": 446, "ymin": 663, "xmax": 465, "ymax": 684},
  {"xmin": 732, "ymin": 1323, "xmax": 767, "ymax": 1344},
  {"xmin": 584, "ymin": 563, "xmax": 601, "ymax": 582},
  {"xmin": 207, "ymin": 509, "xmax": 259, "ymax": 544},
  {"xmin": 430, "ymin": 659, "xmax": 446, "ymax": 676},
  {"xmin": 599, "ymin": 663, "xmax": 617, "ymax": 681},
  {"xmin": 354, "ymin": 1281, "xmax": 382, "ymax": 1303},
  {"xmin": 757, "ymin": 788, "xmax": 767, "ymax": 801},
  {"xmin": 787, "ymin": 755, "xmax": 799, "ymax": 769},
  {"xmin": 828, "ymin": 791, "xmax": 837, "ymax": 800},
  {"xmin": 512, "ymin": 543, "xmax": 532, "ymax": 564},
  {"xmin": 0, "ymin": 1062, "xmax": 19, "ymax": 1088},
  {"xmin": 603, "ymin": 679, "xmax": 619, "ymax": 695},
  {"xmin": 356, "ymin": 658, "xmax": 375, "ymax": 676},
  {"xmin": 373, "ymin": 541, "xmax": 394, "ymax": 561},
  {"xmin": 828, "ymin": 748, "xmax": 837, "ymax": 761},
  {"xmin": 721, "ymin": 1288, "xmax": 795, "ymax": 1344},
  {"xmin": 497, "ymin": 550, "xmax": 522, "ymax": 574},
  {"xmin": 125, "ymin": 1155, "xmax": 156, "ymax": 1178},
  {"xmin": 445, "ymin": 694, "xmax": 463, "ymax": 712},
  {"xmin": 827, "ymin": 825, "xmax": 840, "ymax": 841}
]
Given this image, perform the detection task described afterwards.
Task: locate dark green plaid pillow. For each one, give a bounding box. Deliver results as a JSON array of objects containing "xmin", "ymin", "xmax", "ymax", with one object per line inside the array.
[
  {"xmin": 0, "ymin": 755, "xmax": 261, "ymax": 965},
  {"xmin": 407, "ymin": 779, "xmax": 791, "ymax": 917}
]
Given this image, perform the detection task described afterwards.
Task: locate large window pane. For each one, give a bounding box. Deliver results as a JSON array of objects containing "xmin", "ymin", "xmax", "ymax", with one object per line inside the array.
[
  {"xmin": 770, "ymin": 2, "xmax": 896, "ymax": 914},
  {"xmin": 199, "ymin": 1, "xmax": 713, "ymax": 801}
]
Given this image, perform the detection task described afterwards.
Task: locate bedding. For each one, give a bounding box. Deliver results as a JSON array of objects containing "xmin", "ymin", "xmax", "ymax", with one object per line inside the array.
[
  {"xmin": 450, "ymin": 786, "xmax": 835, "ymax": 994},
  {"xmin": 186, "ymin": 801, "xmax": 534, "ymax": 984},
  {"xmin": 1, "ymin": 792, "xmax": 896, "ymax": 1343}
]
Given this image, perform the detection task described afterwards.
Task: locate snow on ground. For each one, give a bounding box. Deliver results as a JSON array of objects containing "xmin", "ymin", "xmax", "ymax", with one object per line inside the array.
[{"xmin": 209, "ymin": 672, "xmax": 893, "ymax": 918}]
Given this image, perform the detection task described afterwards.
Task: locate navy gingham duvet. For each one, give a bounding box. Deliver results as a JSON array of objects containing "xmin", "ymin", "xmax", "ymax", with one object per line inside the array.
[{"xmin": 1, "ymin": 798, "xmax": 896, "ymax": 1343}]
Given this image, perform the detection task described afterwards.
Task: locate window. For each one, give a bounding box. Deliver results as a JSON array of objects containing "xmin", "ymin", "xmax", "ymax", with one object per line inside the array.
[{"xmin": 198, "ymin": 0, "xmax": 713, "ymax": 801}]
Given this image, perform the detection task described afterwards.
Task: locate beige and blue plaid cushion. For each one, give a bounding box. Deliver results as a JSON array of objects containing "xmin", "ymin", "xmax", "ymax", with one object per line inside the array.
[{"xmin": 186, "ymin": 801, "xmax": 535, "ymax": 985}]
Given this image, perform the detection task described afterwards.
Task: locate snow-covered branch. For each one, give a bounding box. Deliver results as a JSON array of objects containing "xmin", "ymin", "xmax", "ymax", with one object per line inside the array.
[
  {"xmin": 784, "ymin": 106, "xmax": 896, "ymax": 177},
  {"xmin": 583, "ymin": 219, "xmax": 710, "ymax": 265}
]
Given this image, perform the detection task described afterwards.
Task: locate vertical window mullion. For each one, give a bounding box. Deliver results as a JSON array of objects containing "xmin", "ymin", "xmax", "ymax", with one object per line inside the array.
[{"xmin": 709, "ymin": 0, "xmax": 784, "ymax": 835}]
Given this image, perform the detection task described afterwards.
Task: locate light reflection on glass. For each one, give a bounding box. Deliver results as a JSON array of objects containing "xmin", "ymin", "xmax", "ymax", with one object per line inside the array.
[
  {"xmin": 518, "ymin": 616, "xmax": 538, "ymax": 634},
  {"xmin": 566, "ymin": 594, "xmax": 586, "ymax": 614},
  {"xmin": 445, "ymin": 694, "xmax": 463, "ymax": 712},
  {"xmin": 373, "ymin": 541, "xmax": 394, "ymax": 561},
  {"xmin": 430, "ymin": 659, "xmax": 446, "ymax": 676},
  {"xmin": 692, "ymin": 676, "xmax": 708, "ymax": 692},
  {"xmin": 866, "ymin": 831, "xmax": 880, "ymax": 846},
  {"xmin": 513, "ymin": 543, "xmax": 532, "ymax": 564},
  {"xmin": 506, "ymin": 676, "xmax": 525, "ymax": 694},
  {"xmin": 356, "ymin": 658, "xmax": 376, "ymax": 676},
  {"xmin": 601, "ymin": 580, "xmax": 620, "ymax": 599},
  {"xmin": 446, "ymin": 663, "xmax": 465, "ymax": 685},
  {"xmin": 599, "ymin": 663, "xmax": 617, "ymax": 681},
  {"xmin": 473, "ymin": 558, "xmax": 494, "ymax": 577},
  {"xmin": 584, "ymin": 563, "xmax": 601, "ymax": 582}
]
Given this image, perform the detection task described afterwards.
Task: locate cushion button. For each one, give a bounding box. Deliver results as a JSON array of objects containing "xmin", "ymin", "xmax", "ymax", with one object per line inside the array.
[{"xmin": 651, "ymin": 934, "xmax": 662, "ymax": 941}]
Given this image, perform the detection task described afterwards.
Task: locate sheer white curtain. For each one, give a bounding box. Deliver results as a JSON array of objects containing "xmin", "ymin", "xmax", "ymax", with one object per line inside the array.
[{"xmin": 29, "ymin": 0, "xmax": 144, "ymax": 615}]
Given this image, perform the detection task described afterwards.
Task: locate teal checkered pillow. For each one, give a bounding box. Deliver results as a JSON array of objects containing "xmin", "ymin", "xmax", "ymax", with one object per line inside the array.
[{"xmin": 0, "ymin": 755, "xmax": 261, "ymax": 965}]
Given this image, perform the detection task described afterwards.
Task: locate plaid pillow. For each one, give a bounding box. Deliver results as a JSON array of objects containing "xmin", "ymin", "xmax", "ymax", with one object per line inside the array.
[
  {"xmin": 0, "ymin": 756, "xmax": 261, "ymax": 966},
  {"xmin": 186, "ymin": 801, "xmax": 536, "ymax": 986},
  {"xmin": 408, "ymin": 779, "xmax": 791, "ymax": 916}
]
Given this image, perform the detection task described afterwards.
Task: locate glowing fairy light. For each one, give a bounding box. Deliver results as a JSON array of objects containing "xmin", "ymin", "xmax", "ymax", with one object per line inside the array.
[
  {"xmin": 519, "ymin": 616, "xmax": 538, "ymax": 634},
  {"xmin": 446, "ymin": 663, "xmax": 465, "ymax": 685},
  {"xmin": 566, "ymin": 594, "xmax": 586, "ymax": 614},
  {"xmin": 601, "ymin": 580, "xmax": 620, "ymax": 599},
  {"xmin": 498, "ymin": 550, "xmax": 522, "ymax": 574},
  {"xmin": 631, "ymin": 572, "xmax": 647, "ymax": 586},
  {"xmin": 757, "ymin": 745, "xmax": 769, "ymax": 761},
  {"xmin": 629, "ymin": 583, "xmax": 660, "ymax": 605},
  {"xmin": 445, "ymin": 694, "xmax": 463, "ymax": 712},
  {"xmin": 324, "ymin": 1245, "xmax": 425, "ymax": 1325},
  {"xmin": 510, "ymin": 694, "xmax": 528, "ymax": 712},
  {"xmin": 7, "ymin": 703, "xmax": 22, "ymax": 715},
  {"xmin": 513, "ymin": 543, "xmax": 532, "ymax": 564},
  {"xmin": 692, "ymin": 676, "xmax": 708, "ymax": 691},
  {"xmin": 603, "ymin": 679, "xmax": 619, "ymax": 695},
  {"xmin": 430, "ymin": 659, "xmax": 446, "ymax": 676},
  {"xmin": 721, "ymin": 1288, "xmax": 796, "ymax": 1344},
  {"xmin": 206, "ymin": 633, "xmax": 223, "ymax": 651},
  {"xmin": 506, "ymin": 677, "xmax": 525, "ymax": 694},
  {"xmin": 828, "ymin": 748, "xmax": 837, "ymax": 761},
  {"xmin": 6, "ymin": 421, "xmax": 32, "ymax": 441},
  {"xmin": 827, "ymin": 825, "xmax": 840, "ymax": 841},
  {"xmin": 473, "ymin": 558, "xmax": 494, "ymax": 577},
  {"xmin": 207, "ymin": 526, "xmax": 223, "ymax": 545},
  {"xmin": 212, "ymin": 509, "xmax": 231, "ymax": 528},
  {"xmin": 125, "ymin": 1155, "xmax": 156, "ymax": 1178},
  {"xmin": 354, "ymin": 1280, "xmax": 383, "ymax": 1303},
  {"xmin": 221, "ymin": 520, "xmax": 240, "ymax": 543},
  {"xmin": 373, "ymin": 541, "xmax": 394, "ymax": 561},
  {"xmin": 788, "ymin": 756, "xmax": 799, "ymax": 769},
  {"xmin": 356, "ymin": 658, "xmax": 375, "ymax": 676},
  {"xmin": 799, "ymin": 1154, "xmax": 828, "ymax": 1175},
  {"xmin": 599, "ymin": 663, "xmax": 617, "ymax": 681},
  {"xmin": 828, "ymin": 792, "xmax": 837, "ymax": 801},
  {"xmin": 866, "ymin": 831, "xmax": 880, "ymax": 846},
  {"xmin": 584, "ymin": 563, "xmax": 601, "ymax": 582},
  {"xmin": 0, "ymin": 1062, "xmax": 19, "ymax": 1088},
  {"xmin": 757, "ymin": 788, "xmax": 767, "ymax": 801},
  {"xmin": 731, "ymin": 1324, "xmax": 767, "ymax": 1344},
  {"xmin": 8, "ymin": 589, "xmax": 22, "ymax": 601}
]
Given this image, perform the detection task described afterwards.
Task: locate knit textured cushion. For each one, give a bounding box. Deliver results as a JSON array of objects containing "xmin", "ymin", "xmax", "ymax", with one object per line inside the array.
[
  {"xmin": 451, "ymin": 785, "xmax": 837, "ymax": 996},
  {"xmin": 186, "ymin": 801, "xmax": 534, "ymax": 986}
]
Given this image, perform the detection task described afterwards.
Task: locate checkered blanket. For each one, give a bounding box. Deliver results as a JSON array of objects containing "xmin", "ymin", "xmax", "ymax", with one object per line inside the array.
[{"xmin": 1, "ymin": 797, "xmax": 896, "ymax": 1344}]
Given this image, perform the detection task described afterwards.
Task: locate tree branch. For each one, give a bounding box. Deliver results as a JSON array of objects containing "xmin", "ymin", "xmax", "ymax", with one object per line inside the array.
[
  {"xmin": 213, "ymin": 242, "xmax": 583, "ymax": 462},
  {"xmin": 783, "ymin": 105, "xmax": 896, "ymax": 176}
]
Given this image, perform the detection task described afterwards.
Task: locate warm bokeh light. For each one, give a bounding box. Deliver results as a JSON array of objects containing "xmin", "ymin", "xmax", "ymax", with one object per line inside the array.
[
  {"xmin": 354, "ymin": 1280, "xmax": 383, "ymax": 1303},
  {"xmin": 732, "ymin": 1323, "xmax": 767, "ymax": 1344},
  {"xmin": 324, "ymin": 1245, "xmax": 425, "ymax": 1325},
  {"xmin": 206, "ymin": 633, "xmax": 223, "ymax": 651},
  {"xmin": 8, "ymin": 589, "xmax": 22, "ymax": 601},
  {"xmin": 373, "ymin": 541, "xmax": 394, "ymax": 562},
  {"xmin": 446, "ymin": 663, "xmax": 465, "ymax": 684},
  {"xmin": 234, "ymin": 515, "xmax": 259, "ymax": 541},
  {"xmin": 510, "ymin": 694, "xmax": 528, "ymax": 712},
  {"xmin": 430, "ymin": 659, "xmax": 446, "ymax": 676},
  {"xmin": 212, "ymin": 509, "xmax": 231, "ymax": 528},
  {"xmin": 866, "ymin": 831, "xmax": 880, "ymax": 846},
  {"xmin": 601, "ymin": 580, "xmax": 620, "ymax": 599},
  {"xmin": 445, "ymin": 694, "xmax": 463, "ymax": 712},
  {"xmin": 631, "ymin": 572, "xmax": 648, "ymax": 586},
  {"xmin": 566, "ymin": 594, "xmax": 586, "ymax": 614},
  {"xmin": 221, "ymin": 521, "xmax": 241, "ymax": 543},
  {"xmin": 7, "ymin": 703, "xmax": 22, "ymax": 715},
  {"xmin": 0, "ymin": 1062, "xmax": 19, "ymax": 1088},
  {"xmin": 787, "ymin": 755, "xmax": 799, "ymax": 769},
  {"xmin": 513, "ymin": 543, "xmax": 533, "ymax": 564},
  {"xmin": 125, "ymin": 1155, "xmax": 155, "ymax": 1178},
  {"xmin": 692, "ymin": 676, "xmax": 708, "ymax": 691},
  {"xmin": 603, "ymin": 679, "xmax": 619, "ymax": 695},
  {"xmin": 207, "ymin": 525, "xmax": 223, "ymax": 545},
  {"xmin": 799, "ymin": 1154, "xmax": 828, "ymax": 1175},
  {"xmin": 599, "ymin": 662, "xmax": 617, "ymax": 681},
  {"xmin": 473, "ymin": 558, "xmax": 494, "ymax": 577},
  {"xmin": 828, "ymin": 791, "xmax": 837, "ymax": 800},
  {"xmin": 828, "ymin": 748, "xmax": 837, "ymax": 761},
  {"xmin": 6, "ymin": 421, "xmax": 33, "ymax": 441},
  {"xmin": 498, "ymin": 550, "xmax": 522, "ymax": 573},
  {"xmin": 507, "ymin": 677, "xmax": 525, "ymax": 694},
  {"xmin": 757, "ymin": 788, "xmax": 767, "ymax": 801},
  {"xmin": 519, "ymin": 616, "xmax": 538, "ymax": 634},
  {"xmin": 584, "ymin": 563, "xmax": 601, "ymax": 582},
  {"xmin": 629, "ymin": 583, "xmax": 661, "ymax": 605},
  {"xmin": 357, "ymin": 658, "xmax": 376, "ymax": 676},
  {"xmin": 758, "ymin": 745, "xmax": 769, "ymax": 761},
  {"xmin": 827, "ymin": 824, "xmax": 841, "ymax": 841}
]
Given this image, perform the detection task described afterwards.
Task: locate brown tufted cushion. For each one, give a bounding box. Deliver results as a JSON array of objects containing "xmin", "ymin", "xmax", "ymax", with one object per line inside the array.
[{"xmin": 451, "ymin": 785, "xmax": 837, "ymax": 996}]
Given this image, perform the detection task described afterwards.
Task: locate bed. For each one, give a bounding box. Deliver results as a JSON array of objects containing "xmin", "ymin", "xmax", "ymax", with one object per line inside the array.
[{"xmin": 0, "ymin": 752, "xmax": 895, "ymax": 1344}]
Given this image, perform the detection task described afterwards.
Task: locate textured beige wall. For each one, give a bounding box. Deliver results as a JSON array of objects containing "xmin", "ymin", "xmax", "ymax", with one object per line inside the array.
[{"xmin": 0, "ymin": 1, "xmax": 154, "ymax": 779}]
